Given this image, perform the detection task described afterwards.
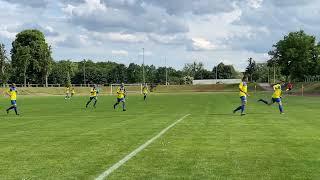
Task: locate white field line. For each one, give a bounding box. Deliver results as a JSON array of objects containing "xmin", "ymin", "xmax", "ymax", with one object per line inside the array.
[{"xmin": 95, "ymin": 114, "xmax": 191, "ymax": 180}]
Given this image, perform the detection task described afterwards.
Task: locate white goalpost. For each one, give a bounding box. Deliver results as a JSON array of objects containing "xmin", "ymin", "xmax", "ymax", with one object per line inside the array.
[{"xmin": 110, "ymin": 84, "xmax": 143, "ymax": 95}]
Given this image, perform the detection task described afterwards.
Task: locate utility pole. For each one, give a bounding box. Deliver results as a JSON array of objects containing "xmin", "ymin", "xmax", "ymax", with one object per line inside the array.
[
  {"xmin": 273, "ymin": 64, "xmax": 276, "ymax": 84},
  {"xmin": 142, "ymin": 48, "xmax": 145, "ymax": 84},
  {"xmin": 267, "ymin": 67, "xmax": 270, "ymax": 83},
  {"xmin": 83, "ymin": 59, "xmax": 86, "ymax": 86},
  {"xmin": 165, "ymin": 57, "xmax": 168, "ymax": 86},
  {"xmin": 215, "ymin": 64, "xmax": 218, "ymax": 80}
]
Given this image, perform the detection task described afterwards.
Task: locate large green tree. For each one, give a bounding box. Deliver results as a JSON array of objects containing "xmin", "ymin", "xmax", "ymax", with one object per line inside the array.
[
  {"xmin": 212, "ymin": 62, "xmax": 239, "ymax": 79},
  {"xmin": 11, "ymin": 29, "xmax": 53, "ymax": 86},
  {"xmin": 48, "ymin": 60, "xmax": 78, "ymax": 86},
  {"xmin": 245, "ymin": 57, "xmax": 257, "ymax": 82},
  {"xmin": 183, "ymin": 61, "xmax": 211, "ymax": 80},
  {"xmin": 269, "ymin": 30, "xmax": 320, "ymax": 81},
  {"xmin": 0, "ymin": 43, "xmax": 11, "ymax": 85}
]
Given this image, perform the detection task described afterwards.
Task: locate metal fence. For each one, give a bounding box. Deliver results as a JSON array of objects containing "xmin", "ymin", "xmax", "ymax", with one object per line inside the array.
[{"xmin": 304, "ymin": 76, "xmax": 320, "ymax": 82}]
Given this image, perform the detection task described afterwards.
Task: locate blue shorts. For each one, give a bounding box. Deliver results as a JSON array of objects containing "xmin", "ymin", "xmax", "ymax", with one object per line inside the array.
[
  {"xmin": 117, "ymin": 98, "xmax": 125, "ymax": 103},
  {"xmin": 240, "ymin": 96, "xmax": 247, "ymax": 102},
  {"xmin": 272, "ymin": 98, "xmax": 281, "ymax": 103},
  {"xmin": 11, "ymin": 100, "xmax": 17, "ymax": 105}
]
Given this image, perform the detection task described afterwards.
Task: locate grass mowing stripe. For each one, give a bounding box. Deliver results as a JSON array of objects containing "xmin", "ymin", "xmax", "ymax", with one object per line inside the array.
[{"xmin": 95, "ymin": 114, "xmax": 191, "ymax": 180}]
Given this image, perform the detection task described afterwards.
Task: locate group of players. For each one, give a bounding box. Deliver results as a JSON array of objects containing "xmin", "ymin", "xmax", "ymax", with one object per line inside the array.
[
  {"xmin": 233, "ymin": 77, "xmax": 293, "ymax": 116},
  {"xmin": 4, "ymin": 79, "xmax": 292, "ymax": 116},
  {"xmin": 64, "ymin": 83, "xmax": 149, "ymax": 111}
]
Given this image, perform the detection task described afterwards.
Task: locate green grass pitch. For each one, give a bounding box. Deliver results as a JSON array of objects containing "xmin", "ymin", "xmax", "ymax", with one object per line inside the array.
[{"xmin": 1, "ymin": 93, "xmax": 320, "ymax": 179}]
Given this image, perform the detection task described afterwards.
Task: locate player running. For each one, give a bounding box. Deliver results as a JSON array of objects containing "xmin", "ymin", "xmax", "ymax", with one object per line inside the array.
[
  {"xmin": 71, "ymin": 88, "xmax": 75, "ymax": 97},
  {"xmin": 85, "ymin": 85, "xmax": 98, "ymax": 108},
  {"xmin": 142, "ymin": 83, "xmax": 149, "ymax": 101},
  {"xmin": 286, "ymin": 82, "xmax": 293, "ymax": 94},
  {"xmin": 258, "ymin": 83, "xmax": 284, "ymax": 114},
  {"xmin": 6, "ymin": 83, "xmax": 19, "ymax": 115},
  {"xmin": 233, "ymin": 77, "xmax": 249, "ymax": 116},
  {"xmin": 113, "ymin": 83, "xmax": 126, "ymax": 111},
  {"xmin": 65, "ymin": 86, "xmax": 70, "ymax": 100}
]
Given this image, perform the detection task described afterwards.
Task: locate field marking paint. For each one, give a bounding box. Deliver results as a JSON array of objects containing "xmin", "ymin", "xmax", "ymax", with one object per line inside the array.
[{"xmin": 95, "ymin": 114, "xmax": 191, "ymax": 180}]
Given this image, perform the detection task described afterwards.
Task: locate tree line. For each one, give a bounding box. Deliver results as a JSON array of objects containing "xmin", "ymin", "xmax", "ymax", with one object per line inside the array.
[
  {"xmin": 0, "ymin": 29, "xmax": 240, "ymax": 86},
  {"xmin": 1, "ymin": 29, "xmax": 319, "ymax": 86},
  {"xmin": 245, "ymin": 30, "xmax": 320, "ymax": 82}
]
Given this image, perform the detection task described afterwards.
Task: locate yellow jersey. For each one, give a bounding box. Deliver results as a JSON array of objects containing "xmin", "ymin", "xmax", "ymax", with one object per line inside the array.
[
  {"xmin": 239, "ymin": 82, "xmax": 248, "ymax": 97},
  {"xmin": 66, "ymin": 87, "xmax": 70, "ymax": 94},
  {"xmin": 90, "ymin": 88, "xmax": 97, "ymax": 97},
  {"xmin": 142, "ymin": 86, "xmax": 148, "ymax": 94},
  {"xmin": 71, "ymin": 89, "xmax": 75, "ymax": 94},
  {"xmin": 8, "ymin": 88, "xmax": 17, "ymax": 101},
  {"xmin": 117, "ymin": 87, "xmax": 126, "ymax": 99},
  {"xmin": 272, "ymin": 84, "xmax": 282, "ymax": 98}
]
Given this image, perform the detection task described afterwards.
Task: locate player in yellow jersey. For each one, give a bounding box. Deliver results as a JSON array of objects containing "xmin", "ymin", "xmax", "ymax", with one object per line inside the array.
[
  {"xmin": 233, "ymin": 77, "xmax": 249, "ymax": 116},
  {"xmin": 6, "ymin": 83, "xmax": 19, "ymax": 115},
  {"xmin": 85, "ymin": 85, "xmax": 98, "ymax": 108},
  {"xmin": 71, "ymin": 88, "xmax": 75, "ymax": 97},
  {"xmin": 113, "ymin": 83, "xmax": 126, "ymax": 111},
  {"xmin": 142, "ymin": 83, "xmax": 149, "ymax": 101},
  {"xmin": 258, "ymin": 82, "xmax": 284, "ymax": 114},
  {"xmin": 65, "ymin": 86, "xmax": 70, "ymax": 100}
]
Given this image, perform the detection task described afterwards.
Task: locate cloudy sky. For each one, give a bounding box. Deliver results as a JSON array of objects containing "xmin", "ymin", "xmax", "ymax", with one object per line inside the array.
[{"xmin": 0, "ymin": 0, "xmax": 319, "ymax": 70}]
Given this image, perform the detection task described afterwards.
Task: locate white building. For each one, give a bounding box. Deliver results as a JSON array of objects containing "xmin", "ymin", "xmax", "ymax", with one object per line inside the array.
[{"xmin": 193, "ymin": 79, "xmax": 241, "ymax": 85}]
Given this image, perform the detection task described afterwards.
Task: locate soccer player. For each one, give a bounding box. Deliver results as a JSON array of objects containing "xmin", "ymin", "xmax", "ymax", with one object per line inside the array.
[
  {"xmin": 85, "ymin": 85, "xmax": 98, "ymax": 108},
  {"xmin": 233, "ymin": 77, "xmax": 249, "ymax": 116},
  {"xmin": 6, "ymin": 83, "xmax": 19, "ymax": 115},
  {"xmin": 258, "ymin": 83, "xmax": 284, "ymax": 114},
  {"xmin": 71, "ymin": 88, "xmax": 75, "ymax": 97},
  {"xmin": 142, "ymin": 83, "xmax": 149, "ymax": 101},
  {"xmin": 65, "ymin": 86, "xmax": 70, "ymax": 100},
  {"xmin": 113, "ymin": 83, "xmax": 126, "ymax": 111},
  {"xmin": 286, "ymin": 82, "xmax": 293, "ymax": 94}
]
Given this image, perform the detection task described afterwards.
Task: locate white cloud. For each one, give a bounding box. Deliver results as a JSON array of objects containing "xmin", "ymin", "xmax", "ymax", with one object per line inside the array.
[
  {"xmin": 139, "ymin": 50, "xmax": 152, "ymax": 56},
  {"xmin": 105, "ymin": 32, "xmax": 147, "ymax": 43},
  {"xmin": 0, "ymin": 30, "xmax": 15, "ymax": 40},
  {"xmin": 188, "ymin": 38, "xmax": 216, "ymax": 51},
  {"xmin": 148, "ymin": 33, "xmax": 187, "ymax": 45},
  {"xmin": 111, "ymin": 50, "xmax": 128, "ymax": 56},
  {"xmin": 57, "ymin": 34, "xmax": 89, "ymax": 48},
  {"xmin": 247, "ymin": 0, "xmax": 263, "ymax": 9},
  {"xmin": 0, "ymin": 28, "xmax": 16, "ymax": 39}
]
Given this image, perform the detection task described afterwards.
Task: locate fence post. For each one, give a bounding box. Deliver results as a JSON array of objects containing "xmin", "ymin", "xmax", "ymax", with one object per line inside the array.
[{"xmin": 301, "ymin": 84, "xmax": 304, "ymax": 96}]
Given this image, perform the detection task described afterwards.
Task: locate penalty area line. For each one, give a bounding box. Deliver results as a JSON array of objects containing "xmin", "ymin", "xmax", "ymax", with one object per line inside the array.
[{"xmin": 95, "ymin": 113, "xmax": 191, "ymax": 180}]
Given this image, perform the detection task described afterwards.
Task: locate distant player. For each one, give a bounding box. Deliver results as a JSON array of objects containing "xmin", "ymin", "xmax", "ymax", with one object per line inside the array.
[
  {"xmin": 258, "ymin": 83, "xmax": 284, "ymax": 114},
  {"xmin": 113, "ymin": 83, "xmax": 126, "ymax": 111},
  {"xmin": 85, "ymin": 85, "xmax": 98, "ymax": 108},
  {"xmin": 6, "ymin": 83, "xmax": 19, "ymax": 115},
  {"xmin": 233, "ymin": 77, "xmax": 249, "ymax": 116},
  {"xmin": 142, "ymin": 83, "xmax": 149, "ymax": 101},
  {"xmin": 286, "ymin": 82, "xmax": 293, "ymax": 94},
  {"xmin": 65, "ymin": 86, "xmax": 70, "ymax": 100},
  {"xmin": 71, "ymin": 88, "xmax": 75, "ymax": 97}
]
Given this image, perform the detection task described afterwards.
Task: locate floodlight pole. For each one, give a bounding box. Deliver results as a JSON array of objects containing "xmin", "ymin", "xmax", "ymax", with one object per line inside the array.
[
  {"xmin": 165, "ymin": 57, "xmax": 168, "ymax": 86},
  {"xmin": 142, "ymin": 48, "xmax": 145, "ymax": 84}
]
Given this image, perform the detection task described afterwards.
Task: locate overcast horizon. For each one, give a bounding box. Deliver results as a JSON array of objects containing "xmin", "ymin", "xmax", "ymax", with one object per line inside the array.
[{"xmin": 1, "ymin": 0, "xmax": 319, "ymax": 71}]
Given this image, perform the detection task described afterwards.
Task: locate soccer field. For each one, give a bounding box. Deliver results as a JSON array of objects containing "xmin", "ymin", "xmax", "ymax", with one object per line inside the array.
[{"xmin": 1, "ymin": 93, "xmax": 320, "ymax": 179}]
